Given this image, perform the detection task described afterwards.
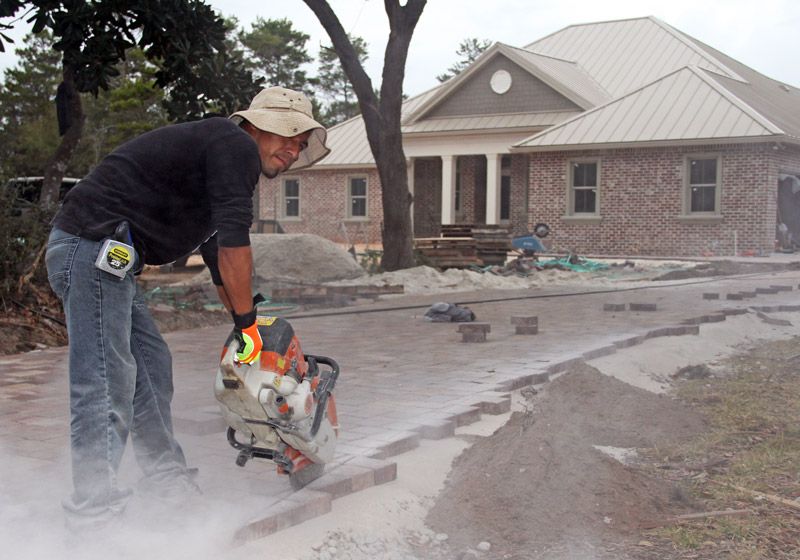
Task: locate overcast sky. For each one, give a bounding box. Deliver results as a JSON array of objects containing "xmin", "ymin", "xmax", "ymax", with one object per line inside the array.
[{"xmin": 2, "ymin": 0, "xmax": 799, "ymax": 97}]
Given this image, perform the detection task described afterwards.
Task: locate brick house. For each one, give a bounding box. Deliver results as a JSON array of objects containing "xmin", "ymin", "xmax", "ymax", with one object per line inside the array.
[{"xmin": 257, "ymin": 16, "xmax": 800, "ymax": 257}]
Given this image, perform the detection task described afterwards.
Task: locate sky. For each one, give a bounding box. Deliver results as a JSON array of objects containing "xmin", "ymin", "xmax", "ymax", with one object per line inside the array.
[{"xmin": 1, "ymin": 0, "xmax": 800, "ymax": 97}]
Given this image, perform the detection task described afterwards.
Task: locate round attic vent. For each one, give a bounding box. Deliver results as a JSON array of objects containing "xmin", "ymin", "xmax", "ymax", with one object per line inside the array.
[{"xmin": 490, "ymin": 69, "xmax": 512, "ymax": 94}]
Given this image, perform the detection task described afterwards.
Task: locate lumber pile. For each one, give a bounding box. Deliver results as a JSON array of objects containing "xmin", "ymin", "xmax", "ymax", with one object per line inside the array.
[{"xmin": 415, "ymin": 224, "xmax": 511, "ymax": 269}]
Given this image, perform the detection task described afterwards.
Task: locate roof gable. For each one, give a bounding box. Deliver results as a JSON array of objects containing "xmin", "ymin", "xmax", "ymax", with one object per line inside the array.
[
  {"xmin": 425, "ymin": 54, "xmax": 582, "ymax": 119},
  {"xmin": 406, "ymin": 43, "xmax": 607, "ymax": 124},
  {"xmin": 514, "ymin": 66, "xmax": 782, "ymax": 151}
]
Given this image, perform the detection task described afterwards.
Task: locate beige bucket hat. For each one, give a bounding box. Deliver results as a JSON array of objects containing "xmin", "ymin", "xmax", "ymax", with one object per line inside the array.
[{"xmin": 230, "ymin": 87, "xmax": 330, "ymax": 170}]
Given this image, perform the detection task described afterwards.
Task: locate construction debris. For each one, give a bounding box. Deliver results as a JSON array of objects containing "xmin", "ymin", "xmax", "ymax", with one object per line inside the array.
[{"xmin": 414, "ymin": 225, "xmax": 511, "ymax": 269}]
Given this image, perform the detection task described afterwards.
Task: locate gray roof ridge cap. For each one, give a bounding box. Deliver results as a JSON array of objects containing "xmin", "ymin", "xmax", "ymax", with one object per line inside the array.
[
  {"xmin": 652, "ymin": 19, "xmax": 747, "ymax": 84},
  {"xmin": 522, "ymin": 15, "xmax": 656, "ymax": 50}
]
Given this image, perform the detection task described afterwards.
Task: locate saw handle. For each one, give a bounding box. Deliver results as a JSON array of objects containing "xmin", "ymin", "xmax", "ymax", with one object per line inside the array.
[{"xmin": 304, "ymin": 354, "xmax": 339, "ymax": 438}]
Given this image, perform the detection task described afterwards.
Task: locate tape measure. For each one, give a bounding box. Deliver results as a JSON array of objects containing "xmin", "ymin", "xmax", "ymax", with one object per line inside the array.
[{"xmin": 95, "ymin": 239, "xmax": 135, "ymax": 278}]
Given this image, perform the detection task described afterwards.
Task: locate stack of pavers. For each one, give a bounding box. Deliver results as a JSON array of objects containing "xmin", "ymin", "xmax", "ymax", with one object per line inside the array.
[
  {"xmin": 414, "ymin": 224, "xmax": 512, "ymax": 269},
  {"xmin": 471, "ymin": 225, "xmax": 512, "ymax": 266}
]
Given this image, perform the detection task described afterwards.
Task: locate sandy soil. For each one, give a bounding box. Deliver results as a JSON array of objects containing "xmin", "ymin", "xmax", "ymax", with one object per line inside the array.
[{"xmin": 232, "ymin": 310, "xmax": 800, "ymax": 560}]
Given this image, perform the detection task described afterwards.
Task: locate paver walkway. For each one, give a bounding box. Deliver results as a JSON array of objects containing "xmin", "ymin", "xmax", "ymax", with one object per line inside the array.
[{"xmin": 2, "ymin": 269, "xmax": 800, "ymax": 544}]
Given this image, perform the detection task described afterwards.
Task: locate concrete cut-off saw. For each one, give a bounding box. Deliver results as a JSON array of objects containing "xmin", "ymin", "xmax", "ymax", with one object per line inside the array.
[{"xmin": 215, "ymin": 315, "xmax": 339, "ymax": 490}]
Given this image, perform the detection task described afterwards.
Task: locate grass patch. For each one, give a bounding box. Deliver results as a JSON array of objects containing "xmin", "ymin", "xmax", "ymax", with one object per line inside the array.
[{"xmin": 645, "ymin": 337, "xmax": 800, "ymax": 559}]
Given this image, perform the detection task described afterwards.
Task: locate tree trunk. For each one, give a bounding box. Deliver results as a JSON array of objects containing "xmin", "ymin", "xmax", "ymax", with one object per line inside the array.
[
  {"xmin": 40, "ymin": 63, "xmax": 85, "ymax": 209},
  {"xmin": 303, "ymin": 0, "xmax": 425, "ymax": 271}
]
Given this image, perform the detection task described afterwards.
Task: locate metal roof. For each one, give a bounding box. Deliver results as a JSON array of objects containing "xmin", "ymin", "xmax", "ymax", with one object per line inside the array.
[
  {"xmin": 676, "ymin": 33, "xmax": 800, "ymax": 141},
  {"xmin": 315, "ymin": 87, "xmax": 439, "ymax": 168},
  {"xmin": 524, "ymin": 16, "xmax": 746, "ymax": 98},
  {"xmin": 402, "ymin": 111, "xmax": 579, "ymax": 134},
  {"xmin": 513, "ymin": 66, "xmax": 782, "ymax": 151},
  {"xmin": 314, "ymin": 15, "xmax": 800, "ymax": 168},
  {"xmin": 502, "ymin": 45, "xmax": 611, "ymax": 108}
]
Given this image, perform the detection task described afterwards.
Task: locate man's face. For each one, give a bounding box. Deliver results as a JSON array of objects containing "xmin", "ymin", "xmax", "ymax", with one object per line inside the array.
[{"xmin": 249, "ymin": 127, "xmax": 311, "ymax": 178}]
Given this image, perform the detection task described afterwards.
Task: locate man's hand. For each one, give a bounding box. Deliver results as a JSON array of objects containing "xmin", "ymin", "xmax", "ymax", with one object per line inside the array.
[{"xmin": 233, "ymin": 309, "xmax": 262, "ymax": 364}]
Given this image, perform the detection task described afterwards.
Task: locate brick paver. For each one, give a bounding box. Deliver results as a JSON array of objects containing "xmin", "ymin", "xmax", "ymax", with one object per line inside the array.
[{"xmin": 2, "ymin": 269, "xmax": 800, "ymax": 542}]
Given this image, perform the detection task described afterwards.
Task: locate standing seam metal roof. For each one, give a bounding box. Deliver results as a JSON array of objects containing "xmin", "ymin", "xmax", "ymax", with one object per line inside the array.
[
  {"xmin": 524, "ymin": 16, "xmax": 745, "ymax": 98},
  {"xmin": 513, "ymin": 66, "xmax": 781, "ymax": 150},
  {"xmin": 314, "ymin": 16, "xmax": 800, "ymax": 168}
]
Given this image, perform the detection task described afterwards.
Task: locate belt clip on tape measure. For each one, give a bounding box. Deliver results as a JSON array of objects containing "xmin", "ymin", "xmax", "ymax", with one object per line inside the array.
[{"xmin": 95, "ymin": 222, "xmax": 135, "ymax": 278}]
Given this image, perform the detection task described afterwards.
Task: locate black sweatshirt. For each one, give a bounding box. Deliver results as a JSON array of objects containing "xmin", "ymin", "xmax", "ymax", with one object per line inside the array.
[{"xmin": 53, "ymin": 118, "xmax": 260, "ymax": 277}]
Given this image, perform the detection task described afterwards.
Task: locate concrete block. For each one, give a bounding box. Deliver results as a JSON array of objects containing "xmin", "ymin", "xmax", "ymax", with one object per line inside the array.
[
  {"xmin": 779, "ymin": 304, "xmax": 800, "ymax": 312},
  {"xmin": 457, "ymin": 322, "xmax": 490, "ymax": 342},
  {"xmin": 614, "ymin": 336, "xmax": 645, "ymax": 349},
  {"xmin": 629, "ymin": 303, "xmax": 657, "ymax": 311},
  {"xmin": 755, "ymin": 287, "xmax": 779, "ymax": 295},
  {"xmin": 684, "ymin": 314, "xmax": 726, "ymax": 325},
  {"xmin": 374, "ymin": 432, "xmax": 420, "ymax": 458},
  {"xmin": 416, "ymin": 419, "xmax": 456, "ymax": 440},
  {"xmin": 739, "ymin": 291, "xmax": 756, "ymax": 299},
  {"xmin": 721, "ymin": 308, "xmax": 747, "ymax": 316},
  {"xmin": 603, "ymin": 303, "xmax": 626, "ymax": 312},
  {"xmin": 511, "ymin": 316, "xmax": 538, "ymax": 335},
  {"xmin": 726, "ymin": 293, "xmax": 744, "ymax": 300},
  {"xmin": 233, "ymin": 491, "xmax": 332, "ymax": 543},
  {"xmin": 477, "ymin": 395, "xmax": 512, "ymax": 415},
  {"xmin": 497, "ymin": 372, "xmax": 549, "ymax": 391},
  {"xmin": 546, "ymin": 357, "xmax": 583, "ymax": 375},
  {"xmin": 446, "ymin": 405, "xmax": 482, "ymax": 427},
  {"xmin": 702, "ymin": 293, "xmax": 720, "ymax": 300},
  {"xmin": 346, "ymin": 456, "xmax": 398, "ymax": 486},
  {"xmin": 305, "ymin": 464, "xmax": 375, "ymax": 499},
  {"xmin": 771, "ymin": 285, "xmax": 793, "ymax": 292},
  {"xmin": 582, "ymin": 346, "xmax": 617, "ymax": 361}
]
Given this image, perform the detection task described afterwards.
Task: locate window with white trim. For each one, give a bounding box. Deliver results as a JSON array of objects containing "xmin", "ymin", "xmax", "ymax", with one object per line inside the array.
[
  {"xmin": 348, "ymin": 176, "xmax": 368, "ymax": 219},
  {"xmin": 281, "ymin": 178, "xmax": 300, "ymax": 218},
  {"xmin": 569, "ymin": 160, "xmax": 599, "ymax": 214},
  {"xmin": 686, "ymin": 156, "xmax": 720, "ymax": 214}
]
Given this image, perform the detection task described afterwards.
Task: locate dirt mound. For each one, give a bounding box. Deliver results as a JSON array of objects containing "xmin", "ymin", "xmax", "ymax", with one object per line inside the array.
[
  {"xmin": 189, "ymin": 233, "xmax": 365, "ymax": 286},
  {"xmin": 426, "ymin": 364, "xmax": 707, "ymax": 559},
  {"xmin": 652, "ymin": 259, "xmax": 792, "ymax": 281}
]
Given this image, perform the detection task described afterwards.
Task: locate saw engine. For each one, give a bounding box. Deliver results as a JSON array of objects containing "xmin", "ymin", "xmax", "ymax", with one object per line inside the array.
[{"xmin": 214, "ymin": 316, "xmax": 339, "ymax": 489}]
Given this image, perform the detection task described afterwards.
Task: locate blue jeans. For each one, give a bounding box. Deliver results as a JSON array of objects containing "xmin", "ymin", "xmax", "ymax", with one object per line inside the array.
[{"xmin": 45, "ymin": 228, "xmax": 192, "ymax": 520}]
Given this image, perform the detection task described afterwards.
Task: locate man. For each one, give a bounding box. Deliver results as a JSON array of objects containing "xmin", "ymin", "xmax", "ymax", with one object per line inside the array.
[{"xmin": 45, "ymin": 86, "xmax": 329, "ymax": 527}]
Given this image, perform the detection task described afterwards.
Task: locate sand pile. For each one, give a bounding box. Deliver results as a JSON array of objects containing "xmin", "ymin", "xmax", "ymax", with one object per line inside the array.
[
  {"xmin": 188, "ymin": 234, "xmax": 365, "ymax": 286},
  {"xmin": 324, "ymin": 260, "xmax": 695, "ymax": 296}
]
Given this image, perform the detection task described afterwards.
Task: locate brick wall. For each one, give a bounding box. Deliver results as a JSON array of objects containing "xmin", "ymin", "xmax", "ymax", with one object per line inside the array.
[
  {"xmin": 528, "ymin": 143, "xmax": 800, "ymax": 257},
  {"xmin": 509, "ymin": 155, "xmax": 529, "ymax": 235},
  {"xmin": 258, "ymin": 168, "xmax": 383, "ymax": 245}
]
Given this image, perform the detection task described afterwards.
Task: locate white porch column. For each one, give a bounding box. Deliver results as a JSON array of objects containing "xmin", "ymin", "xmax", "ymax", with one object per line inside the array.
[
  {"xmin": 441, "ymin": 155, "xmax": 457, "ymax": 225},
  {"xmin": 407, "ymin": 157, "xmax": 415, "ymax": 232},
  {"xmin": 486, "ymin": 153, "xmax": 502, "ymax": 225}
]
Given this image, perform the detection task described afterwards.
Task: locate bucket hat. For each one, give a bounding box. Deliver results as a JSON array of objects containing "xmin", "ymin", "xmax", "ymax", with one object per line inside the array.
[{"xmin": 230, "ymin": 87, "xmax": 330, "ymax": 170}]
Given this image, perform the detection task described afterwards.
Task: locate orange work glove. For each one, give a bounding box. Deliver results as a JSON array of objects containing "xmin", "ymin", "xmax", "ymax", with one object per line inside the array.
[{"xmin": 232, "ymin": 309, "xmax": 262, "ymax": 364}]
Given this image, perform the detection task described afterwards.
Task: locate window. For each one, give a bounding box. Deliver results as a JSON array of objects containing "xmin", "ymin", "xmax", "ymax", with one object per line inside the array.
[
  {"xmin": 569, "ymin": 160, "xmax": 598, "ymax": 214},
  {"xmin": 500, "ymin": 156, "xmax": 512, "ymax": 221},
  {"xmin": 687, "ymin": 157, "xmax": 719, "ymax": 213},
  {"xmin": 348, "ymin": 176, "xmax": 368, "ymax": 219},
  {"xmin": 282, "ymin": 178, "xmax": 300, "ymax": 218}
]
